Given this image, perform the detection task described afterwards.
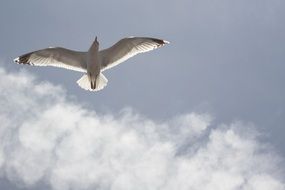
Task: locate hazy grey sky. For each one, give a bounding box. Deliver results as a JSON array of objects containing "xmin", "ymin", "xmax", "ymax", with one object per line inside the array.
[{"xmin": 0, "ymin": 0, "xmax": 284, "ymax": 190}]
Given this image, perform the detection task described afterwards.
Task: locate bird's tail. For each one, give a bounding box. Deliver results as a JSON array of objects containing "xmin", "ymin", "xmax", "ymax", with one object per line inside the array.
[{"xmin": 76, "ymin": 73, "xmax": 108, "ymax": 91}]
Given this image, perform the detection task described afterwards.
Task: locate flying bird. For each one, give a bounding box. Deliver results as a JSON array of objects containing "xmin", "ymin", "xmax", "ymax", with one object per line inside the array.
[{"xmin": 14, "ymin": 37, "xmax": 169, "ymax": 91}]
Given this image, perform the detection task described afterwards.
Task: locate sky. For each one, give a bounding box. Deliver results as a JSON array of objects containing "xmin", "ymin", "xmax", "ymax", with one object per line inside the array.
[{"xmin": 0, "ymin": 0, "xmax": 284, "ymax": 190}]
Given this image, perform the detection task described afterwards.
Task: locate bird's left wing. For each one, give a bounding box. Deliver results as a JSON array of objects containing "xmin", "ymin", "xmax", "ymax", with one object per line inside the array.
[
  {"xmin": 14, "ymin": 47, "xmax": 87, "ymax": 73},
  {"xmin": 99, "ymin": 37, "xmax": 169, "ymax": 71}
]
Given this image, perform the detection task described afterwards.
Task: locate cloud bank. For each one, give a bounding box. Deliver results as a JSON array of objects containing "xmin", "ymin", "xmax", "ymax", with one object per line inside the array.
[{"xmin": 0, "ymin": 67, "xmax": 284, "ymax": 190}]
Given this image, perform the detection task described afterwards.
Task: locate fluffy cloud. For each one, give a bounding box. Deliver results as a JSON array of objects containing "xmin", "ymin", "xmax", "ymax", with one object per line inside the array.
[{"xmin": 0, "ymin": 67, "xmax": 284, "ymax": 190}]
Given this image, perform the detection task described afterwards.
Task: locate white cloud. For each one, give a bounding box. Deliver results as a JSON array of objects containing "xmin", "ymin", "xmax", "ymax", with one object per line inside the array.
[{"xmin": 0, "ymin": 67, "xmax": 284, "ymax": 190}]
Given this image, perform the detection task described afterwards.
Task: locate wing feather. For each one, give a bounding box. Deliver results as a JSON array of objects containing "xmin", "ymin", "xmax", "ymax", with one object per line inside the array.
[
  {"xmin": 14, "ymin": 47, "xmax": 87, "ymax": 73},
  {"xmin": 99, "ymin": 37, "xmax": 169, "ymax": 71}
]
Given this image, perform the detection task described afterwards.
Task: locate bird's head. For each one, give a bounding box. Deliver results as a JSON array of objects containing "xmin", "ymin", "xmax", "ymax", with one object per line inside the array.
[
  {"xmin": 94, "ymin": 36, "xmax": 99, "ymax": 46},
  {"xmin": 90, "ymin": 36, "xmax": 99, "ymax": 51}
]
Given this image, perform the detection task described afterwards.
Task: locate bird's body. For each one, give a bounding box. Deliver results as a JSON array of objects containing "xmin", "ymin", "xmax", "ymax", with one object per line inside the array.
[
  {"xmin": 87, "ymin": 37, "xmax": 100, "ymax": 89},
  {"xmin": 14, "ymin": 36, "xmax": 169, "ymax": 91}
]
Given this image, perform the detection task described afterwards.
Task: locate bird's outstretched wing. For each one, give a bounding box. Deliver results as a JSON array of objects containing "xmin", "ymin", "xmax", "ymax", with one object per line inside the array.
[
  {"xmin": 99, "ymin": 37, "xmax": 169, "ymax": 71},
  {"xmin": 14, "ymin": 47, "xmax": 87, "ymax": 73}
]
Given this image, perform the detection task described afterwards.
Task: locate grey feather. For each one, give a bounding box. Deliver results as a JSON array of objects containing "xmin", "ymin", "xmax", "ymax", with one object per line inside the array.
[
  {"xmin": 99, "ymin": 37, "xmax": 169, "ymax": 71},
  {"xmin": 14, "ymin": 47, "xmax": 87, "ymax": 73}
]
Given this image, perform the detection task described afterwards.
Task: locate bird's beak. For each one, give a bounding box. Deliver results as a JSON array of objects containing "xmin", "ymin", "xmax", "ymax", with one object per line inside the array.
[{"xmin": 95, "ymin": 36, "xmax": 98, "ymax": 42}]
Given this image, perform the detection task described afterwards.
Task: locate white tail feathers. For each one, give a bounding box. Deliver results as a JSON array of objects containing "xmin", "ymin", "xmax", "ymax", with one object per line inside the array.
[{"xmin": 76, "ymin": 73, "xmax": 108, "ymax": 91}]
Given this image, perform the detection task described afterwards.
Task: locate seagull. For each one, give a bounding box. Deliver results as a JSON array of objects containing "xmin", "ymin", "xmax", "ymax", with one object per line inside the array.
[{"xmin": 14, "ymin": 36, "xmax": 169, "ymax": 91}]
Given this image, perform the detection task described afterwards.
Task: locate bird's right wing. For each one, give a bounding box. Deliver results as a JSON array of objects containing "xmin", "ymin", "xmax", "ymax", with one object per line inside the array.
[
  {"xmin": 14, "ymin": 47, "xmax": 87, "ymax": 73},
  {"xmin": 99, "ymin": 37, "xmax": 169, "ymax": 71}
]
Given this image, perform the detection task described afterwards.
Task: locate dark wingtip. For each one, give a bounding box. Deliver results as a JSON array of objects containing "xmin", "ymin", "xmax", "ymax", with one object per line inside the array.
[
  {"xmin": 14, "ymin": 53, "xmax": 31, "ymax": 65},
  {"xmin": 151, "ymin": 38, "xmax": 170, "ymax": 46},
  {"xmin": 13, "ymin": 57, "xmax": 19, "ymax": 63}
]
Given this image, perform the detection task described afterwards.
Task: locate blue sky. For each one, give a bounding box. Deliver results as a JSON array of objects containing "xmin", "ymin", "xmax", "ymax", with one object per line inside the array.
[{"xmin": 0, "ymin": 1, "xmax": 284, "ymax": 190}]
